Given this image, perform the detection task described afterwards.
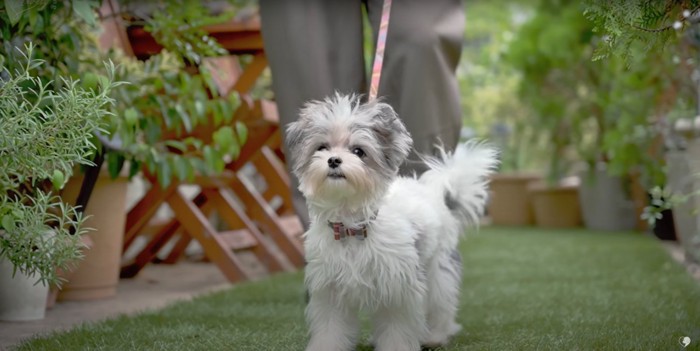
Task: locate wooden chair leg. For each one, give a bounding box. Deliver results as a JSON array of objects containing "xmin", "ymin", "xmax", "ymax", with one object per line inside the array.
[
  {"xmin": 148, "ymin": 191, "xmax": 209, "ymax": 264},
  {"xmin": 254, "ymin": 146, "xmax": 294, "ymax": 215},
  {"xmin": 232, "ymin": 53, "xmax": 268, "ymax": 95},
  {"xmin": 161, "ymin": 231, "xmax": 193, "ymax": 264},
  {"xmin": 123, "ymin": 182, "xmax": 177, "ymax": 251},
  {"xmin": 204, "ymin": 188, "xmax": 288, "ymax": 273},
  {"xmin": 121, "ymin": 224, "xmax": 179, "ymax": 278},
  {"xmin": 167, "ymin": 190, "xmax": 251, "ymax": 282},
  {"xmin": 227, "ymin": 173, "xmax": 305, "ymax": 267}
]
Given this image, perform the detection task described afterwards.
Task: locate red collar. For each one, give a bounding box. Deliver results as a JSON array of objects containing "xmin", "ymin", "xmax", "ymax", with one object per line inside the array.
[
  {"xmin": 327, "ymin": 213, "xmax": 377, "ymax": 241},
  {"xmin": 328, "ymin": 222, "xmax": 368, "ymax": 240}
]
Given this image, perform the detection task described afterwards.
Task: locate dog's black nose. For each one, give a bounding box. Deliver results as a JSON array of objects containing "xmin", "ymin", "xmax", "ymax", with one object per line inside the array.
[{"xmin": 328, "ymin": 157, "xmax": 342, "ymax": 168}]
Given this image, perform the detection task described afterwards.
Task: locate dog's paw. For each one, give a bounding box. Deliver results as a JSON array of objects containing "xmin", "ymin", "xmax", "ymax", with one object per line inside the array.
[{"xmin": 421, "ymin": 323, "xmax": 462, "ymax": 349}]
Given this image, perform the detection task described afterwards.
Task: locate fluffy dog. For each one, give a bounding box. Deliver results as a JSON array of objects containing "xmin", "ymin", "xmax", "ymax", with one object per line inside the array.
[{"xmin": 285, "ymin": 93, "xmax": 498, "ymax": 351}]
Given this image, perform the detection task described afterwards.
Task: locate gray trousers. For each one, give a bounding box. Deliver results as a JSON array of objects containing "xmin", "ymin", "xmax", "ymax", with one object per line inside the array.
[{"xmin": 259, "ymin": 0, "xmax": 465, "ymax": 228}]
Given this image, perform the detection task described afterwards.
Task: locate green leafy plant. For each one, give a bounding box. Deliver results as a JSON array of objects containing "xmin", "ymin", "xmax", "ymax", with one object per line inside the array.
[
  {"xmin": 118, "ymin": 0, "xmax": 256, "ymax": 64},
  {"xmin": 583, "ymin": 0, "xmax": 699, "ymax": 61},
  {"xmin": 0, "ymin": 47, "xmax": 118, "ymax": 286},
  {"xmin": 505, "ymin": 1, "xmax": 595, "ymax": 184},
  {"xmin": 584, "ymin": 0, "xmax": 700, "ymax": 228},
  {"xmin": 0, "ymin": 0, "xmax": 103, "ymax": 89},
  {"xmin": 2, "ymin": 0, "xmax": 249, "ymax": 190},
  {"xmin": 97, "ymin": 1, "xmax": 252, "ymax": 186},
  {"xmin": 104, "ymin": 51, "xmax": 247, "ymax": 187},
  {"xmin": 506, "ymin": 1, "xmax": 692, "ymax": 190},
  {"xmin": 460, "ymin": 1, "xmax": 546, "ymax": 173}
]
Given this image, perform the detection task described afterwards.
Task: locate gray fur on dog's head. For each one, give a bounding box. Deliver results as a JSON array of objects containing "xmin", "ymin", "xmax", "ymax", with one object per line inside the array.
[{"xmin": 285, "ymin": 93, "xmax": 413, "ymax": 205}]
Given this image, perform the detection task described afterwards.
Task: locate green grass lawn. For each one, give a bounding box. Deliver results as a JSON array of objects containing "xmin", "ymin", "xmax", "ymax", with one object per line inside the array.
[{"xmin": 14, "ymin": 227, "xmax": 700, "ymax": 351}]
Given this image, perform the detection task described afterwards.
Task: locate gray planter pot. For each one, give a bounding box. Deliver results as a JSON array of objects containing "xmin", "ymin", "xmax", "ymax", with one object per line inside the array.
[
  {"xmin": 666, "ymin": 138, "xmax": 700, "ymax": 263},
  {"xmin": 0, "ymin": 257, "xmax": 48, "ymax": 321},
  {"xmin": 578, "ymin": 167, "xmax": 636, "ymax": 231}
]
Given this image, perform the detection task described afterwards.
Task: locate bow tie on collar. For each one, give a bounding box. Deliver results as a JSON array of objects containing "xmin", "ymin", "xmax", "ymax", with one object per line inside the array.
[
  {"xmin": 327, "ymin": 213, "xmax": 377, "ymax": 241},
  {"xmin": 328, "ymin": 222, "xmax": 367, "ymax": 241}
]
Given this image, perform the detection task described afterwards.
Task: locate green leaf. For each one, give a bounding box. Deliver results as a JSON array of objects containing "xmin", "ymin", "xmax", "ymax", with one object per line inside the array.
[
  {"xmin": 194, "ymin": 100, "xmax": 205, "ymax": 119},
  {"xmin": 203, "ymin": 146, "xmax": 225, "ymax": 173},
  {"xmin": 212, "ymin": 126, "xmax": 234, "ymax": 152},
  {"xmin": 201, "ymin": 68, "xmax": 220, "ymax": 98},
  {"xmin": 219, "ymin": 100, "xmax": 233, "ymax": 123},
  {"xmin": 228, "ymin": 91, "xmax": 241, "ymax": 110},
  {"xmin": 235, "ymin": 121, "xmax": 247, "ymax": 145},
  {"xmin": 145, "ymin": 152, "xmax": 157, "ymax": 174},
  {"xmin": 128, "ymin": 160, "xmax": 141, "ymax": 179},
  {"xmin": 156, "ymin": 160, "xmax": 172, "ymax": 188},
  {"xmin": 1, "ymin": 215, "xmax": 15, "ymax": 231},
  {"xmin": 27, "ymin": 4, "xmax": 39, "ymax": 28},
  {"xmin": 5, "ymin": 0, "xmax": 24, "ymax": 25},
  {"xmin": 190, "ymin": 158, "xmax": 207, "ymax": 176},
  {"xmin": 203, "ymin": 145, "xmax": 216, "ymax": 172},
  {"xmin": 212, "ymin": 101, "xmax": 223, "ymax": 125},
  {"xmin": 145, "ymin": 123, "xmax": 162, "ymax": 144},
  {"xmin": 107, "ymin": 153, "xmax": 125, "ymax": 179},
  {"xmin": 164, "ymin": 140, "xmax": 188, "ymax": 152},
  {"xmin": 124, "ymin": 107, "xmax": 139, "ymax": 127},
  {"xmin": 172, "ymin": 155, "xmax": 189, "ymax": 182},
  {"xmin": 72, "ymin": 0, "xmax": 97, "ymax": 25},
  {"xmin": 229, "ymin": 139, "xmax": 240, "ymax": 159},
  {"xmin": 183, "ymin": 137, "xmax": 203, "ymax": 149},
  {"xmin": 81, "ymin": 72, "xmax": 98, "ymax": 91},
  {"xmin": 51, "ymin": 169, "xmax": 65, "ymax": 190},
  {"xmin": 175, "ymin": 103, "xmax": 192, "ymax": 132}
]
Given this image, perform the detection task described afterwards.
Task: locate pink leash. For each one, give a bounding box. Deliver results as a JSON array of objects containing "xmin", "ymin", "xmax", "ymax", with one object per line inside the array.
[{"xmin": 368, "ymin": 0, "xmax": 393, "ymax": 102}]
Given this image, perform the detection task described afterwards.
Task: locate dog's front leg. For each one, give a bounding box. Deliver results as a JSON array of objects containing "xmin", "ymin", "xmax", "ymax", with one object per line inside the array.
[
  {"xmin": 305, "ymin": 289, "xmax": 359, "ymax": 351},
  {"xmin": 372, "ymin": 304, "xmax": 426, "ymax": 351}
]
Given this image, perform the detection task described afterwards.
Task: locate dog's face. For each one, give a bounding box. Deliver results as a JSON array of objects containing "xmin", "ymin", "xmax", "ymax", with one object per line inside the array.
[{"xmin": 286, "ymin": 94, "xmax": 412, "ymax": 207}]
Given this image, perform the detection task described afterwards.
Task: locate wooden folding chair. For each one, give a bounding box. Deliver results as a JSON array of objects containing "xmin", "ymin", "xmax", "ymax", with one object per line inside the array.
[{"xmin": 102, "ymin": 3, "xmax": 304, "ymax": 282}]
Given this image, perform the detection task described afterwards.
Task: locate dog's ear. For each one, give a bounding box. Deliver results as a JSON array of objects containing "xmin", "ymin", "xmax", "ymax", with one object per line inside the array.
[
  {"xmin": 285, "ymin": 118, "xmax": 306, "ymax": 159},
  {"xmin": 285, "ymin": 115, "xmax": 311, "ymax": 176},
  {"xmin": 285, "ymin": 100, "xmax": 328, "ymax": 175},
  {"xmin": 369, "ymin": 102, "xmax": 413, "ymax": 172}
]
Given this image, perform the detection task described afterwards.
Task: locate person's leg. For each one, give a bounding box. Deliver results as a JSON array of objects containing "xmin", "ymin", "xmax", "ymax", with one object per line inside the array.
[
  {"xmin": 366, "ymin": 0, "xmax": 465, "ymax": 176},
  {"xmin": 259, "ymin": 0, "xmax": 366, "ymax": 228}
]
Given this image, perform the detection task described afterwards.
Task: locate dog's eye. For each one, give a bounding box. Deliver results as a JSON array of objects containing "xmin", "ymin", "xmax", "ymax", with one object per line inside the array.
[
  {"xmin": 352, "ymin": 147, "xmax": 365, "ymax": 158},
  {"xmin": 317, "ymin": 145, "xmax": 328, "ymax": 151}
]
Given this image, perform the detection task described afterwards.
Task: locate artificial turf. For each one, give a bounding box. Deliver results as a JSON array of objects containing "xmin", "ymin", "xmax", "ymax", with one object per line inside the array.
[{"xmin": 13, "ymin": 227, "xmax": 700, "ymax": 351}]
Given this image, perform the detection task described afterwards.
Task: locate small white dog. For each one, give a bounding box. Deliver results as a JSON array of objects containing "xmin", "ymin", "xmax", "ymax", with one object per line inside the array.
[{"xmin": 286, "ymin": 94, "xmax": 498, "ymax": 351}]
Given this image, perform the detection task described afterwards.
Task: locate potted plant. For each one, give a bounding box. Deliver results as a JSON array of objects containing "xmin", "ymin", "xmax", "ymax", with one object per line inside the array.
[
  {"xmin": 460, "ymin": 2, "xmax": 544, "ymax": 226},
  {"xmin": 585, "ymin": 1, "xmax": 700, "ymax": 238},
  {"xmin": 2, "ymin": 0, "xmax": 248, "ymax": 301},
  {"xmin": 0, "ymin": 0, "xmax": 131, "ymax": 303},
  {"xmin": 663, "ymin": 20, "xmax": 700, "ymax": 258},
  {"xmin": 65, "ymin": 3, "xmax": 248, "ymax": 299},
  {"xmin": 94, "ymin": 0, "xmax": 250, "ymax": 185},
  {"xmin": 573, "ymin": 43, "xmax": 669, "ymax": 232},
  {"xmin": 487, "ymin": 120, "xmax": 544, "ymax": 226},
  {"xmin": 505, "ymin": 1, "xmax": 588, "ymax": 228},
  {"xmin": 0, "ymin": 44, "xmax": 117, "ymax": 320}
]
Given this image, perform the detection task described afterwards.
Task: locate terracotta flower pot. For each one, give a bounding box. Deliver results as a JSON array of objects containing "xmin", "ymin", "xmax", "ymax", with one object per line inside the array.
[
  {"xmin": 529, "ymin": 182, "xmax": 582, "ymax": 228},
  {"xmin": 46, "ymin": 235, "xmax": 94, "ymax": 309},
  {"xmin": 57, "ymin": 174, "xmax": 128, "ymax": 301},
  {"xmin": 487, "ymin": 173, "xmax": 542, "ymax": 226}
]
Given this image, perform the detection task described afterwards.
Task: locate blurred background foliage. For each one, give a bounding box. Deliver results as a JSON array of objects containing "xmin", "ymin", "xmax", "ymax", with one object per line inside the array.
[
  {"xmin": 462, "ymin": 0, "xmax": 698, "ymax": 187},
  {"xmin": 460, "ymin": 0, "xmax": 543, "ymax": 173},
  {"xmin": 2, "ymin": 0, "xmax": 699, "ymax": 222}
]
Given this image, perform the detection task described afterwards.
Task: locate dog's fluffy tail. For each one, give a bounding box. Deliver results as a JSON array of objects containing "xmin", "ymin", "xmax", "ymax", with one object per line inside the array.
[{"xmin": 419, "ymin": 141, "xmax": 499, "ymax": 227}]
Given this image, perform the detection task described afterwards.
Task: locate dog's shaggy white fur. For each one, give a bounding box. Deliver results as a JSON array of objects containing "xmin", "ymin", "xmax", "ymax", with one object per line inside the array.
[{"xmin": 286, "ymin": 94, "xmax": 498, "ymax": 351}]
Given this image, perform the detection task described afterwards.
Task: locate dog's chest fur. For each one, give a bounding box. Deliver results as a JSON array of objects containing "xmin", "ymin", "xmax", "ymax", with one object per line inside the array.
[{"xmin": 304, "ymin": 217, "xmax": 427, "ymax": 310}]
